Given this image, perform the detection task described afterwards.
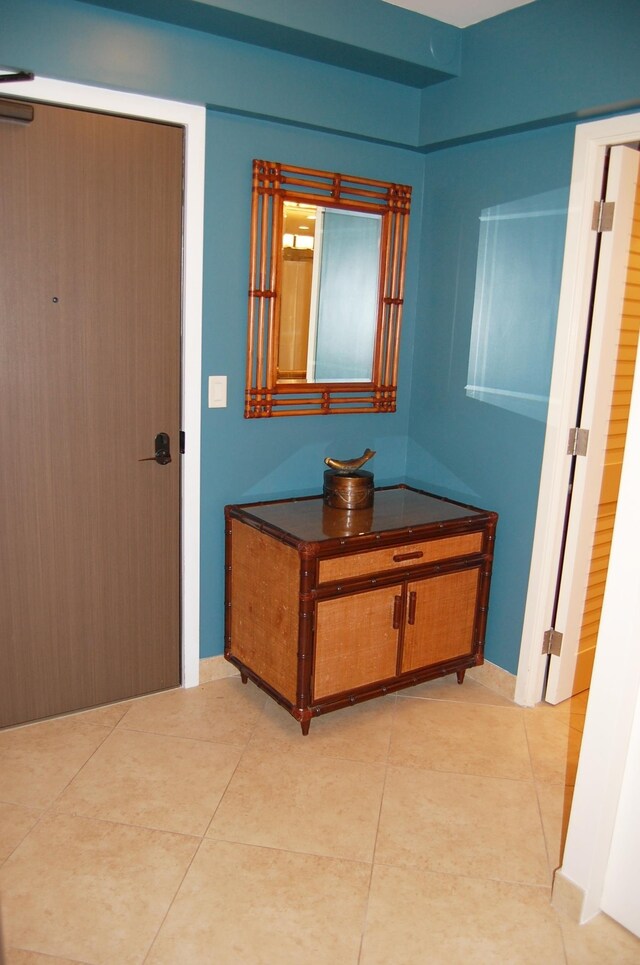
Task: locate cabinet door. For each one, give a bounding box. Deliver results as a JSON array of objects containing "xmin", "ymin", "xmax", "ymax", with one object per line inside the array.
[
  {"xmin": 401, "ymin": 567, "xmax": 481, "ymax": 674},
  {"xmin": 313, "ymin": 585, "xmax": 401, "ymax": 700}
]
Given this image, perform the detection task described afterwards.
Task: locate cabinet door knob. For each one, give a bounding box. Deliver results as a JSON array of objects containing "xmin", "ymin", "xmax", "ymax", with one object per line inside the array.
[
  {"xmin": 392, "ymin": 595, "xmax": 402, "ymax": 630},
  {"xmin": 407, "ymin": 590, "xmax": 417, "ymax": 626}
]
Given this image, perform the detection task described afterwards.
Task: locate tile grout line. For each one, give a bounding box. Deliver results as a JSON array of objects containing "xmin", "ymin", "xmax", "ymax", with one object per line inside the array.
[
  {"xmin": 141, "ymin": 688, "xmax": 267, "ymax": 963},
  {"xmin": 1, "ymin": 680, "xmax": 605, "ymax": 963},
  {"xmin": 0, "ymin": 713, "xmax": 122, "ymax": 868},
  {"xmin": 520, "ymin": 704, "xmax": 571, "ymax": 965},
  {"xmin": 356, "ymin": 692, "xmax": 399, "ymax": 964},
  {"xmin": 140, "ymin": 830, "xmax": 208, "ymax": 965},
  {"xmin": 201, "ymin": 736, "xmax": 254, "ymax": 839}
]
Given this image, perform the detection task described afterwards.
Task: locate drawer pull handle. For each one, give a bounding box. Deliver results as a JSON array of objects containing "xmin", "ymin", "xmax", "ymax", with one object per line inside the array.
[
  {"xmin": 408, "ymin": 590, "xmax": 417, "ymax": 626},
  {"xmin": 392, "ymin": 595, "xmax": 402, "ymax": 630},
  {"xmin": 393, "ymin": 551, "xmax": 424, "ymax": 563}
]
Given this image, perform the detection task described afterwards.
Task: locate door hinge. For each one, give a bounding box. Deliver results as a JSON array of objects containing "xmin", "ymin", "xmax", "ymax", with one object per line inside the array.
[
  {"xmin": 567, "ymin": 426, "xmax": 589, "ymax": 457},
  {"xmin": 542, "ymin": 628, "xmax": 563, "ymax": 657},
  {"xmin": 592, "ymin": 200, "xmax": 615, "ymax": 233},
  {"xmin": 179, "ymin": 430, "xmax": 185, "ymax": 454}
]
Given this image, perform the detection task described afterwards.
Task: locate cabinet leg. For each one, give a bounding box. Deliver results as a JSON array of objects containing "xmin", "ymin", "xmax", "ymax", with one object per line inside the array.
[
  {"xmin": 456, "ymin": 669, "xmax": 465, "ymax": 685},
  {"xmin": 301, "ymin": 720, "xmax": 311, "ymax": 736},
  {"xmin": 240, "ymin": 671, "xmax": 248, "ymax": 685}
]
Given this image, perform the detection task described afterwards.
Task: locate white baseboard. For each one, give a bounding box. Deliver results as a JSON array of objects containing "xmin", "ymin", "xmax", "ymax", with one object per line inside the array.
[
  {"xmin": 467, "ymin": 660, "xmax": 516, "ymax": 702},
  {"xmin": 194, "ymin": 655, "xmax": 516, "ymax": 696},
  {"xmin": 552, "ymin": 869, "xmax": 586, "ymax": 922},
  {"xmin": 198, "ymin": 654, "xmax": 240, "ymax": 684}
]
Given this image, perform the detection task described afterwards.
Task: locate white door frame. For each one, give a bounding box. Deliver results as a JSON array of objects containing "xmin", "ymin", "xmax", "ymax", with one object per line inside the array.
[
  {"xmin": 515, "ymin": 111, "xmax": 640, "ymax": 707},
  {"xmin": 544, "ymin": 146, "xmax": 639, "ymax": 704},
  {"xmin": 7, "ymin": 75, "xmax": 205, "ymax": 689}
]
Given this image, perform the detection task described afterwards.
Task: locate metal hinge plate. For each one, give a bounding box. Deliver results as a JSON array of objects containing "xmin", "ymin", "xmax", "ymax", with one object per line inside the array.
[
  {"xmin": 542, "ymin": 628, "xmax": 563, "ymax": 657},
  {"xmin": 567, "ymin": 427, "xmax": 589, "ymax": 457},
  {"xmin": 592, "ymin": 200, "xmax": 615, "ymax": 233}
]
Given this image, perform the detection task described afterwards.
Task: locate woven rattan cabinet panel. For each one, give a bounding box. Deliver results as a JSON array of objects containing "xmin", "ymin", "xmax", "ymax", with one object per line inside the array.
[
  {"xmin": 228, "ymin": 520, "xmax": 299, "ymax": 704},
  {"xmin": 314, "ymin": 586, "xmax": 400, "ymax": 700},
  {"xmin": 401, "ymin": 568, "xmax": 481, "ymax": 673},
  {"xmin": 225, "ymin": 486, "xmax": 497, "ymax": 734}
]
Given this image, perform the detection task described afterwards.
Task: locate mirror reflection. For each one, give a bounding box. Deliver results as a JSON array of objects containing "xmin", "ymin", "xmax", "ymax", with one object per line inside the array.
[{"xmin": 279, "ymin": 202, "xmax": 382, "ymax": 384}]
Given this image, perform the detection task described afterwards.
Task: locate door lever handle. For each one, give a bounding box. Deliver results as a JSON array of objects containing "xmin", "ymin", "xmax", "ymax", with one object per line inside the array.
[{"xmin": 139, "ymin": 432, "xmax": 172, "ymax": 465}]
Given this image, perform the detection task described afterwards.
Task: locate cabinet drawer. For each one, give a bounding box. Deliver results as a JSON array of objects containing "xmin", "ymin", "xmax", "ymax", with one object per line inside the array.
[{"xmin": 318, "ymin": 531, "xmax": 484, "ymax": 584}]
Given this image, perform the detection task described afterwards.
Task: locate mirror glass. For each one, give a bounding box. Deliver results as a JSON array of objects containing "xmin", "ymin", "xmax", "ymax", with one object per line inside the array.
[
  {"xmin": 246, "ymin": 160, "xmax": 411, "ymax": 418},
  {"xmin": 279, "ymin": 202, "xmax": 382, "ymax": 383}
]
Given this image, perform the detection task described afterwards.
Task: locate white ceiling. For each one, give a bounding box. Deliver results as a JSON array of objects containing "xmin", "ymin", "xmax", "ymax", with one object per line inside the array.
[{"xmin": 381, "ymin": 0, "xmax": 536, "ymax": 29}]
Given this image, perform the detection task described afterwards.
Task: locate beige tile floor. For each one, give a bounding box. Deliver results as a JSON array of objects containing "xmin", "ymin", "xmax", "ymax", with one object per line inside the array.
[{"xmin": 1, "ymin": 675, "xmax": 639, "ymax": 964}]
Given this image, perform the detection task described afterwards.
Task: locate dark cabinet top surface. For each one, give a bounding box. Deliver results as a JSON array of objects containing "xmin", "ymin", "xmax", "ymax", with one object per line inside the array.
[{"xmin": 227, "ymin": 485, "xmax": 492, "ymax": 546}]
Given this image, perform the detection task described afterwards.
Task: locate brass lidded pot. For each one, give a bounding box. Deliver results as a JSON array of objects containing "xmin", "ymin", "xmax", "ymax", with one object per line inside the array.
[{"xmin": 323, "ymin": 468, "xmax": 374, "ymax": 510}]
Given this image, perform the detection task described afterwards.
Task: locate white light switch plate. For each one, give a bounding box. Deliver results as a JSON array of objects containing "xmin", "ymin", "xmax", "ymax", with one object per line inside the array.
[{"xmin": 208, "ymin": 375, "xmax": 227, "ymax": 408}]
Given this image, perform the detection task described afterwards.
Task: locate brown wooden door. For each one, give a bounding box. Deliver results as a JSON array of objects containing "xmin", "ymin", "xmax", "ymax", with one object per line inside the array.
[{"xmin": 0, "ymin": 100, "xmax": 183, "ymax": 727}]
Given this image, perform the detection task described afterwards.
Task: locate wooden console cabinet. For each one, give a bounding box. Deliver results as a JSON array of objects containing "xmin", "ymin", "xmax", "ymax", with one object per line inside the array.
[{"xmin": 225, "ymin": 485, "xmax": 497, "ymax": 733}]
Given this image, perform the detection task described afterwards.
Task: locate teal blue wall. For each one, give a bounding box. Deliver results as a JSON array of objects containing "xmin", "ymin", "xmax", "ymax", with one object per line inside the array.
[
  {"xmin": 2, "ymin": 0, "xmax": 640, "ymax": 671},
  {"xmin": 406, "ymin": 126, "xmax": 574, "ymax": 673},
  {"xmin": 200, "ymin": 111, "xmax": 424, "ymax": 655},
  {"xmin": 419, "ymin": 0, "xmax": 640, "ymax": 149},
  {"xmin": 0, "ymin": 0, "xmax": 425, "ymax": 660},
  {"xmin": 1, "ymin": 0, "xmax": 421, "ymax": 145},
  {"xmin": 72, "ymin": 0, "xmax": 462, "ymax": 87}
]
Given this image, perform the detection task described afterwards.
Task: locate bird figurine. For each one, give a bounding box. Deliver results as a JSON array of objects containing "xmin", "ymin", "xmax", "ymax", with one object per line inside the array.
[{"xmin": 324, "ymin": 448, "xmax": 376, "ymax": 475}]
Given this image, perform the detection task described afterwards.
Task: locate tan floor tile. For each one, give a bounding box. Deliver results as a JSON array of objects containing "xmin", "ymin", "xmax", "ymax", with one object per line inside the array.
[
  {"xmin": 559, "ymin": 911, "xmax": 640, "ymax": 964},
  {"xmin": 53, "ymin": 728, "xmax": 242, "ymax": 836},
  {"xmin": 0, "ymin": 803, "xmax": 41, "ymax": 865},
  {"xmin": 536, "ymin": 692, "xmax": 589, "ymax": 736},
  {"xmin": 207, "ymin": 743, "xmax": 385, "ymax": 862},
  {"xmin": 525, "ymin": 710, "xmax": 584, "ymax": 785},
  {"xmin": 4, "ymin": 950, "xmax": 81, "ymax": 964},
  {"xmin": 120, "ymin": 676, "xmax": 265, "ymax": 745},
  {"xmin": 466, "ymin": 662, "xmax": 517, "ymax": 701},
  {"xmin": 399, "ymin": 674, "xmax": 514, "ymax": 706},
  {"xmin": 566, "ymin": 714, "xmax": 587, "ymax": 736},
  {"xmin": 361, "ymin": 864, "xmax": 565, "ymax": 965},
  {"xmin": 0, "ymin": 811, "xmax": 198, "ymax": 965},
  {"xmin": 146, "ymin": 838, "xmax": 369, "ymax": 965},
  {"xmin": 536, "ymin": 782, "xmax": 573, "ymax": 872},
  {"xmin": 0, "ymin": 718, "xmax": 111, "ymax": 809},
  {"xmin": 537, "ymin": 690, "xmax": 589, "ymax": 714},
  {"xmin": 71, "ymin": 699, "xmax": 134, "ymax": 728},
  {"xmin": 376, "ymin": 765, "xmax": 550, "ymax": 885},
  {"xmin": 390, "ymin": 698, "xmax": 532, "ymax": 780},
  {"xmin": 250, "ymin": 693, "xmax": 395, "ymax": 762}
]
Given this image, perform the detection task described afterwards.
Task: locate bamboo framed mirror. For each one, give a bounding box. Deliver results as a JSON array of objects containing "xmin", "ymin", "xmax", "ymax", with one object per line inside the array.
[{"xmin": 245, "ymin": 160, "xmax": 412, "ymax": 418}]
